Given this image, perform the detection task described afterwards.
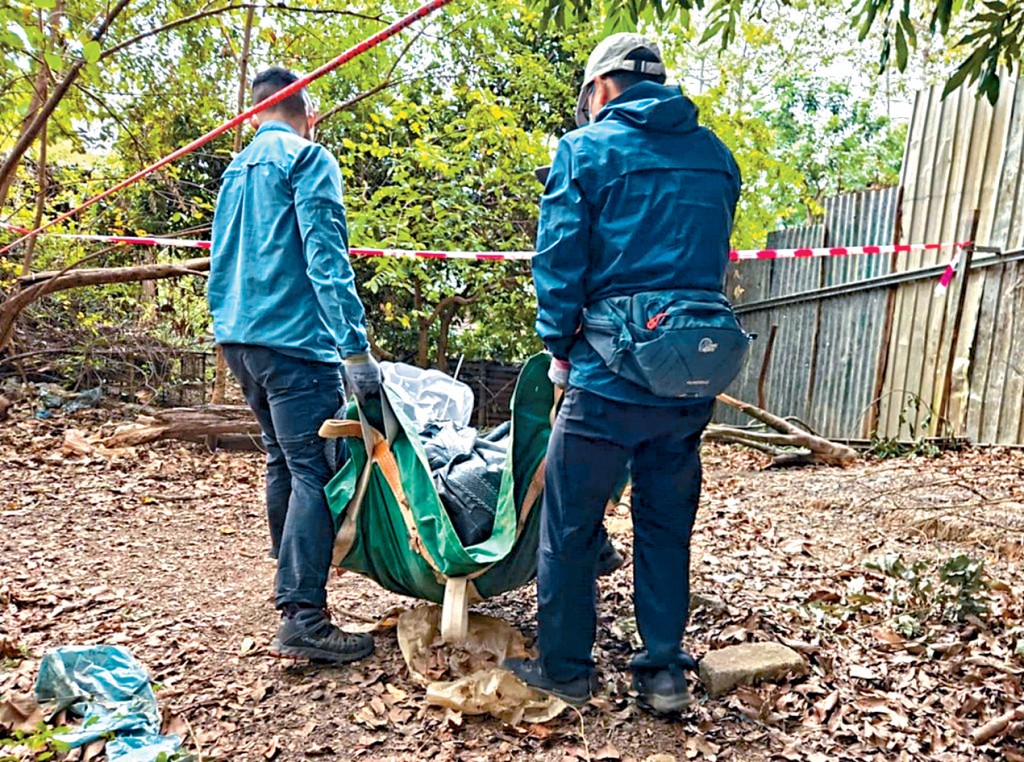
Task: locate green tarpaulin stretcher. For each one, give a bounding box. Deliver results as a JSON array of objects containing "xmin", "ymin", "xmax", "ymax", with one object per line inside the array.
[{"xmin": 320, "ymin": 354, "xmax": 556, "ymax": 640}]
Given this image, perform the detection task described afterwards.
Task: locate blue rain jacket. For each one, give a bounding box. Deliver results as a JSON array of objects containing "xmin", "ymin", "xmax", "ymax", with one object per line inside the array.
[
  {"xmin": 209, "ymin": 121, "xmax": 369, "ymax": 364},
  {"xmin": 533, "ymin": 81, "xmax": 741, "ymax": 405}
]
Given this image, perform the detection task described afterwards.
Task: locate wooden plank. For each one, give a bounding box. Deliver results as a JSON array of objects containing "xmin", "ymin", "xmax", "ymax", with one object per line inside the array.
[
  {"xmin": 949, "ymin": 89, "xmax": 1006, "ymax": 436},
  {"xmin": 885, "ymin": 86, "xmax": 945, "ymax": 438},
  {"xmin": 880, "ymin": 87, "xmax": 937, "ymax": 438},
  {"xmin": 938, "ymin": 215, "xmax": 980, "ymax": 435},
  {"xmin": 869, "ymin": 187, "xmax": 904, "ymax": 437},
  {"xmin": 955, "ymin": 79, "xmax": 1017, "ymax": 439},
  {"xmin": 931, "ymin": 91, "xmax": 998, "ymax": 434},
  {"xmin": 972, "ymin": 80, "xmax": 1024, "ymax": 442},
  {"xmin": 918, "ymin": 86, "xmax": 971, "ymax": 435}
]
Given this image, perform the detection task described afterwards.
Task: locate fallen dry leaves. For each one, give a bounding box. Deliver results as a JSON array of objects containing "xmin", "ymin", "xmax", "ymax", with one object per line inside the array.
[{"xmin": 0, "ymin": 412, "xmax": 1022, "ymax": 760}]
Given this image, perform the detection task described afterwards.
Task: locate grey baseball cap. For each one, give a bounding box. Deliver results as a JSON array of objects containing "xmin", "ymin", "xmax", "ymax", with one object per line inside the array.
[{"xmin": 575, "ymin": 33, "xmax": 667, "ymax": 127}]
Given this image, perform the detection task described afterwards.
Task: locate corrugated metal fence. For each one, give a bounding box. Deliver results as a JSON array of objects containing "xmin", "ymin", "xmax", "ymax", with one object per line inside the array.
[
  {"xmin": 721, "ymin": 190, "xmax": 900, "ymax": 437},
  {"xmin": 722, "ymin": 77, "xmax": 1024, "ymax": 444}
]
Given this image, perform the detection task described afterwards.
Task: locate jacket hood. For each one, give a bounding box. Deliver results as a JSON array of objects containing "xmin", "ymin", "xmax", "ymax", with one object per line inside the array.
[{"xmin": 594, "ymin": 81, "xmax": 698, "ymax": 134}]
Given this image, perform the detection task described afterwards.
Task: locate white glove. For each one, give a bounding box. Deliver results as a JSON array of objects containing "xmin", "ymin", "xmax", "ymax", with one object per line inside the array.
[
  {"xmin": 548, "ymin": 358, "xmax": 570, "ymax": 388},
  {"xmin": 343, "ymin": 353, "xmax": 382, "ymax": 403}
]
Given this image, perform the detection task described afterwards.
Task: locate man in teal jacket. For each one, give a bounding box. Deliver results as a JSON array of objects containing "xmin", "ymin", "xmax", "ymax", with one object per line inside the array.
[
  {"xmin": 505, "ymin": 35, "xmax": 741, "ymax": 713},
  {"xmin": 209, "ymin": 67, "xmax": 380, "ymax": 664}
]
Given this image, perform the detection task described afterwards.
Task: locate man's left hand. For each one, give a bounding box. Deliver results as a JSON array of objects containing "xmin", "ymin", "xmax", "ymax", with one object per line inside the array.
[
  {"xmin": 343, "ymin": 353, "xmax": 382, "ymax": 403},
  {"xmin": 548, "ymin": 358, "xmax": 570, "ymax": 388}
]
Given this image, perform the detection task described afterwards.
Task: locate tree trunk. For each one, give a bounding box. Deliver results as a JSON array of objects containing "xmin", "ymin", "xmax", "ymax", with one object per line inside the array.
[
  {"xmin": 414, "ymin": 280, "xmax": 430, "ymax": 368},
  {"xmin": 18, "ymin": 257, "xmax": 210, "ymax": 289},
  {"xmin": 436, "ymin": 305, "xmax": 455, "ymax": 372},
  {"xmin": 232, "ymin": 6, "xmax": 256, "ymax": 154},
  {"xmin": 0, "ymin": 6, "xmax": 56, "ymax": 211},
  {"xmin": 22, "ymin": 121, "xmax": 47, "ymax": 276}
]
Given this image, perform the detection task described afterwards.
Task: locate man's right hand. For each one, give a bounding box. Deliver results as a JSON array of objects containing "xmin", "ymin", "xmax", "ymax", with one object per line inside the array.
[{"xmin": 343, "ymin": 353, "xmax": 382, "ymax": 403}]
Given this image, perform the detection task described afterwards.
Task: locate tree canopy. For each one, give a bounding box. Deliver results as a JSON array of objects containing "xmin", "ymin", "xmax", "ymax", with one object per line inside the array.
[{"xmin": 535, "ymin": 0, "xmax": 1020, "ymax": 103}]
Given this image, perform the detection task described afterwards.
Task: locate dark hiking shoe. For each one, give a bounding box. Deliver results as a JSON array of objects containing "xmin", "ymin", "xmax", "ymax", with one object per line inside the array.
[
  {"xmin": 597, "ymin": 541, "xmax": 626, "ymax": 577},
  {"xmin": 503, "ymin": 657, "xmax": 598, "ymax": 707},
  {"xmin": 269, "ymin": 608, "xmax": 374, "ymax": 664},
  {"xmin": 632, "ymin": 667, "xmax": 692, "ymax": 716}
]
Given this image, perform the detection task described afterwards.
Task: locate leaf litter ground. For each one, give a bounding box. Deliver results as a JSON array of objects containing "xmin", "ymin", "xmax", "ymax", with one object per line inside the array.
[{"xmin": 1, "ymin": 414, "xmax": 1022, "ymax": 761}]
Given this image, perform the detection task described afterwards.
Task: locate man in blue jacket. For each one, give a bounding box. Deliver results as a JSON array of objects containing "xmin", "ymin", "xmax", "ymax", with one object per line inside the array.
[
  {"xmin": 505, "ymin": 35, "xmax": 741, "ymax": 713},
  {"xmin": 209, "ymin": 67, "xmax": 381, "ymax": 664}
]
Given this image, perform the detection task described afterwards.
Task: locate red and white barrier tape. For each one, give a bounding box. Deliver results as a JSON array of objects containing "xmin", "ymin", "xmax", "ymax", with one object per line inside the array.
[
  {"xmin": 0, "ymin": 224, "xmax": 970, "ymax": 266},
  {"xmin": 729, "ymin": 241, "xmax": 970, "ymax": 261},
  {"xmin": 0, "ymin": 0, "xmax": 457, "ymax": 258},
  {"xmin": 935, "ymin": 250, "xmax": 964, "ymax": 293},
  {"xmin": 0, "ymin": 224, "xmax": 536, "ymax": 260}
]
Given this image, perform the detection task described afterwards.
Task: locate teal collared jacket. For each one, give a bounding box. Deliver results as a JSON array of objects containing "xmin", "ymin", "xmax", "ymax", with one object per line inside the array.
[
  {"xmin": 533, "ymin": 81, "xmax": 741, "ymax": 405},
  {"xmin": 209, "ymin": 120, "xmax": 369, "ymax": 364}
]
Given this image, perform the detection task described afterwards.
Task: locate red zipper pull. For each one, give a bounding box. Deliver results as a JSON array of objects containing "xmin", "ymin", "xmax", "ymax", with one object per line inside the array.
[{"xmin": 646, "ymin": 312, "xmax": 669, "ymax": 330}]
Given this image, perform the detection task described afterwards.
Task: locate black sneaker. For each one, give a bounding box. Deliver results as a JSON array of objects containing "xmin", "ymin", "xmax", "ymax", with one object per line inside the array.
[
  {"xmin": 503, "ymin": 657, "xmax": 598, "ymax": 707},
  {"xmin": 632, "ymin": 667, "xmax": 692, "ymax": 715},
  {"xmin": 269, "ymin": 608, "xmax": 374, "ymax": 664},
  {"xmin": 597, "ymin": 541, "xmax": 626, "ymax": 577}
]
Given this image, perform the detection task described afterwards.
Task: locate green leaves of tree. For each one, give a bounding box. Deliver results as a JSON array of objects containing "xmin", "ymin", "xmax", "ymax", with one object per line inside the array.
[
  {"xmin": 534, "ymin": 0, "xmax": 1018, "ymax": 103},
  {"xmin": 539, "ymin": 0, "xmax": 703, "ymax": 31},
  {"xmin": 943, "ymin": 0, "xmax": 1021, "ymax": 103},
  {"xmin": 83, "ymin": 40, "xmax": 101, "ymax": 64}
]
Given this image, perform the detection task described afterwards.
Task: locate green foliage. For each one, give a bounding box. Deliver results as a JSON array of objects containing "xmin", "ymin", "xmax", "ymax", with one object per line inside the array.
[
  {"xmin": 534, "ymin": 0, "xmax": 1021, "ymax": 103},
  {"xmin": 865, "ymin": 551, "xmax": 992, "ymax": 632},
  {"xmin": 768, "ymin": 76, "xmax": 907, "ymax": 207},
  {"xmin": 0, "ymin": 722, "xmax": 72, "ymax": 760},
  {"xmin": 942, "ymin": 0, "xmax": 1023, "ymax": 103},
  {"xmin": 693, "ymin": 87, "xmax": 809, "ymax": 246},
  {"xmin": 0, "ymin": 0, "xmax": 918, "ymax": 379},
  {"xmin": 803, "ymin": 550, "xmax": 994, "ymax": 638},
  {"xmin": 868, "ymin": 394, "xmax": 957, "ymax": 458}
]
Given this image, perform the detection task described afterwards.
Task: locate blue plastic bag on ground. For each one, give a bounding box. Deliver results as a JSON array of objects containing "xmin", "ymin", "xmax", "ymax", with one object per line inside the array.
[{"xmin": 34, "ymin": 645, "xmax": 181, "ymax": 761}]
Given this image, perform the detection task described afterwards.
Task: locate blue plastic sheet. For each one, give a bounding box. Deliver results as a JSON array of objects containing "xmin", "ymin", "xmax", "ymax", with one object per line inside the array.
[{"xmin": 35, "ymin": 645, "xmax": 181, "ymax": 761}]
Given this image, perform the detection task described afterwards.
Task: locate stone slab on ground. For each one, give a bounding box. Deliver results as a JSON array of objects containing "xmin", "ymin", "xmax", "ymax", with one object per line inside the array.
[{"xmin": 699, "ymin": 642, "xmax": 806, "ymax": 696}]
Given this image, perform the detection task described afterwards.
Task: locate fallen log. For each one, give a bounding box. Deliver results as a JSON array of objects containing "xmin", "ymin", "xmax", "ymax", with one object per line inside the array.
[
  {"xmin": 89, "ymin": 392, "xmax": 856, "ymax": 468},
  {"xmin": 712, "ymin": 393, "xmax": 858, "ymax": 467},
  {"xmin": 1, "ymin": 253, "xmax": 212, "ymax": 352},
  {"xmin": 100, "ymin": 404, "xmax": 259, "ymax": 448}
]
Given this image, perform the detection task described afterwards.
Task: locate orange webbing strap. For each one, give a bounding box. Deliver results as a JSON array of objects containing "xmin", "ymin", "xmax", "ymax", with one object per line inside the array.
[
  {"xmin": 320, "ymin": 418, "xmax": 385, "ymax": 566},
  {"xmin": 371, "ymin": 444, "xmax": 447, "ymax": 581},
  {"xmin": 318, "ymin": 419, "xmax": 365, "ymax": 439},
  {"xmin": 463, "ymin": 383, "xmax": 557, "ymax": 584}
]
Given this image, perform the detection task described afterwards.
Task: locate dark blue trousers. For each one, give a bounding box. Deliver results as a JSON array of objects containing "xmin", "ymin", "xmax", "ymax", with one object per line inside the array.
[
  {"xmin": 537, "ymin": 387, "xmax": 713, "ymax": 681},
  {"xmin": 222, "ymin": 344, "xmax": 344, "ymax": 610}
]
